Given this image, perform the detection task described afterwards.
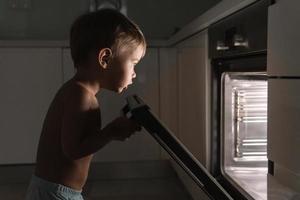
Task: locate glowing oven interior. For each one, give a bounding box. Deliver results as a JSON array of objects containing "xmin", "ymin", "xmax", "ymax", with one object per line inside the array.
[{"xmin": 222, "ymin": 72, "xmax": 268, "ymax": 200}]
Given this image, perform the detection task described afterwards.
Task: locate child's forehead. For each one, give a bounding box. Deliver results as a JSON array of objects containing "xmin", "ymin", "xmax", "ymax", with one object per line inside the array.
[{"xmin": 118, "ymin": 44, "xmax": 145, "ymax": 59}]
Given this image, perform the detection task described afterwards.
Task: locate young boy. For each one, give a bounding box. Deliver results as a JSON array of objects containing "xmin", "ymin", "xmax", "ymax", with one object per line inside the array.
[{"xmin": 25, "ymin": 9, "xmax": 146, "ymax": 200}]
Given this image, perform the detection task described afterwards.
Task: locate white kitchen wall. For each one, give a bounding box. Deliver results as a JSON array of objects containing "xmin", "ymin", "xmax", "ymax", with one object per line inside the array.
[{"xmin": 0, "ymin": 48, "xmax": 62, "ymax": 164}]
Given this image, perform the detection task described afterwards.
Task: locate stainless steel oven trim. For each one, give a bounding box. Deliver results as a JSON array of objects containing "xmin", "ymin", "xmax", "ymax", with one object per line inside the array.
[
  {"xmin": 221, "ymin": 72, "xmax": 268, "ymax": 166},
  {"xmin": 220, "ymin": 71, "xmax": 268, "ymax": 200}
]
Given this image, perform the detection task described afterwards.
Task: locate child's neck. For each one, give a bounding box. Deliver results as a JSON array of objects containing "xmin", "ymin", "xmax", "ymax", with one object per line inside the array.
[{"xmin": 74, "ymin": 68, "xmax": 100, "ymax": 96}]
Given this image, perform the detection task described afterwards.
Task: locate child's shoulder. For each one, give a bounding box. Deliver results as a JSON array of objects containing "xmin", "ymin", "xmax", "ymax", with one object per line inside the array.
[
  {"xmin": 63, "ymin": 80, "xmax": 92, "ymax": 96},
  {"xmin": 66, "ymin": 81, "xmax": 98, "ymax": 107},
  {"xmin": 61, "ymin": 80, "xmax": 97, "ymax": 110}
]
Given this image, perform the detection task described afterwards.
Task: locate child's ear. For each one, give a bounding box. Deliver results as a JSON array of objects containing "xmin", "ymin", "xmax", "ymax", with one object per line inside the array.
[{"xmin": 98, "ymin": 48, "xmax": 112, "ymax": 69}]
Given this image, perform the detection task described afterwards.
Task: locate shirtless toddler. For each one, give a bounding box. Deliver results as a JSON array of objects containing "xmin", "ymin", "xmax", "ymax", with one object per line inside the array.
[{"xmin": 25, "ymin": 8, "xmax": 146, "ymax": 200}]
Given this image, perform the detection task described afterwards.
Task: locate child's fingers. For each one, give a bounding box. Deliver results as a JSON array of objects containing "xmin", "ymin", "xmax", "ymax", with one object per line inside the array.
[{"xmin": 128, "ymin": 119, "xmax": 141, "ymax": 132}]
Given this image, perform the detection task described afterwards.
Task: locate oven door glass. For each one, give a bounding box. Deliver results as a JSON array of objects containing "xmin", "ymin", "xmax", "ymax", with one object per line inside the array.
[{"xmin": 221, "ymin": 72, "xmax": 268, "ymax": 200}]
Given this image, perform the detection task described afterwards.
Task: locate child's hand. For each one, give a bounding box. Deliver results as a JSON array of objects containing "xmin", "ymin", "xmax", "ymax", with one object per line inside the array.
[{"xmin": 104, "ymin": 116, "xmax": 142, "ymax": 141}]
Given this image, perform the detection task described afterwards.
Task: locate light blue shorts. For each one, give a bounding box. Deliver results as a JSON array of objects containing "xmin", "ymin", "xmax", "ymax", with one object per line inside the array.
[{"xmin": 25, "ymin": 175, "xmax": 84, "ymax": 200}]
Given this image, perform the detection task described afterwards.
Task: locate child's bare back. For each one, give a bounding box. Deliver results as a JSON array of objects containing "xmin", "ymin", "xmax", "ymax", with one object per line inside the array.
[{"xmin": 35, "ymin": 79, "xmax": 101, "ymax": 190}]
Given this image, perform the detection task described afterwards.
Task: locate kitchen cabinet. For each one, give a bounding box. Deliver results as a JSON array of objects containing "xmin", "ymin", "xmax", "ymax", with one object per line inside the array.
[
  {"xmin": 267, "ymin": 0, "xmax": 300, "ymax": 194},
  {"xmin": 267, "ymin": 0, "xmax": 300, "ymax": 77},
  {"xmin": 169, "ymin": 30, "xmax": 211, "ymax": 200},
  {"xmin": 176, "ymin": 30, "xmax": 209, "ymax": 167},
  {"xmin": 268, "ymin": 79, "xmax": 300, "ymax": 174},
  {"xmin": 0, "ymin": 47, "xmax": 62, "ymax": 164},
  {"xmin": 159, "ymin": 48, "xmax": 178, "ymax": 137},
  {"xmin": 268, "ymin": 79, "xmax": 300, "ymax": 192}
]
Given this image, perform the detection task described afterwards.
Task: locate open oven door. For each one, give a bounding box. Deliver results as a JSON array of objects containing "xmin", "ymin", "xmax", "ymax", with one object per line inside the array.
[{"xmin": 122, "ymin": 95, "xmax": 233, "ymax": 200}]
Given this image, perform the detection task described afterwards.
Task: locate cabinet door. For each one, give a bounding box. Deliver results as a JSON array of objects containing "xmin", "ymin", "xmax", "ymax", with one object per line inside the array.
[
  {"xmin": 176, "ymin": 30, "xmax": 211, "ymax": 200},
  {"xmin": 0, "ymin": 48, "xmax": 62, "ymax": 164},
  {"xmin": 267, "ymin": 0, "xmax": 300, "ymax": 76},
  {"xmin": 159, "ymin": 48, "xmax": 178, "ymax": 137},
  {"xmin": 268, "ymin": 78, "xmax": 300, "ymax": 191},
  {"xmin": 93, "ymin": 48, "xmax": 161, "ymax": 162},
  {"xmin": 177, "ymin": 30, "xmax": 208, "ymax": 166}
]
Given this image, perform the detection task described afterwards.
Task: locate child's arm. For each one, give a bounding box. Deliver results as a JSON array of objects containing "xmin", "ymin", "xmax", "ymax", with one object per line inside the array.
[
  {"xmin": 61, "ymin": 88, "xmax": 140, "ymax": 160},
  {"xmin": 74, "ymin": 116, "xmax": 140, "ymax": 158}
]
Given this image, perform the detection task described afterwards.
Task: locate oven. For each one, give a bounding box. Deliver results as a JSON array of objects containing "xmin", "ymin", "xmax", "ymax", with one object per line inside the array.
[{"xmin": 209, "ymin": 0, "xmax": 271, "ymax": 199}]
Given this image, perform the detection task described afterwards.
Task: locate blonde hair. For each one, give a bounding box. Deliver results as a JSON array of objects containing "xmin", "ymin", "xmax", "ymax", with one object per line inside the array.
[{"xmin": 70, "ymin": 9, "xmax": 146, "ymax": 68}]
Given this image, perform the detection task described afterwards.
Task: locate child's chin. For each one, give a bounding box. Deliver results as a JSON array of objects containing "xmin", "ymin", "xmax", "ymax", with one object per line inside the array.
[{"xmin": 117, "ymin": 87, "xmax": 127, "ymax": 93}]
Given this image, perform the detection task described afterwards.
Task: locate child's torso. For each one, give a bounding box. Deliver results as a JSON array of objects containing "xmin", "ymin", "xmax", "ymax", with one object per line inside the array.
[{"xmin": 35, "ymin": 80, "xmax": 101, "ymax": 190}]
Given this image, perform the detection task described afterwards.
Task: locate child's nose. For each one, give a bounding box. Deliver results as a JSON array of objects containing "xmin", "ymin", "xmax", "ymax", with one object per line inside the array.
[{"xmin": 132, "ymin": 71, "xmax": 136, "ymax": 79}]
